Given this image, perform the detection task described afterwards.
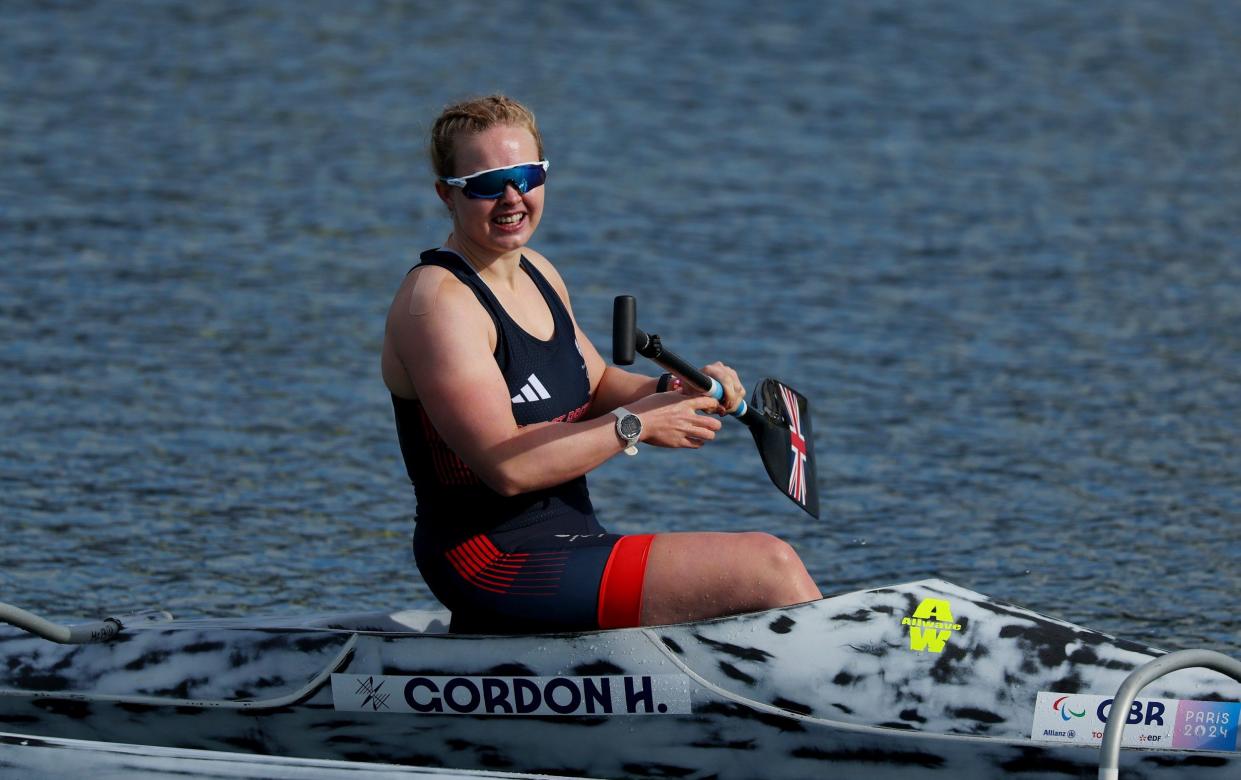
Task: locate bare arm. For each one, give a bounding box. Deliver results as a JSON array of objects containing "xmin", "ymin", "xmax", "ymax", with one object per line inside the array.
[{"xmin": 386, "ymin": 265, "xmax": 722, "ymax": 497}]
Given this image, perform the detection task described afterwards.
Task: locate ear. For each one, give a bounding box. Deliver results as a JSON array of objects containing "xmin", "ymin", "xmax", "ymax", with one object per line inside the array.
[{"xmin": 435, "ymin": 181, "xmax": 457, "ymax": 211}]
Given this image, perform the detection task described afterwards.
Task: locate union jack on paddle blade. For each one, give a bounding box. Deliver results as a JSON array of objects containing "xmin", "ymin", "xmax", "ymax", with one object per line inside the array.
[
  {"xmin": 779, "ymin": 384, "xmax": 810, "ymax": 507},
  {"xmin": 749, "ymin": 378, "xmax": 819, "ymax": 518}
]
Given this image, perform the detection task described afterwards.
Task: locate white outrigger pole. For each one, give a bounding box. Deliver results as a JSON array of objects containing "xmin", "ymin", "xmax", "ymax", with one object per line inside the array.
[
  {"xmin": 1099, "ymin": 650, "xmax": 1241, "ymax": 780},
  {"xmin": 0, "ymin": 602, "xmax": 171, "ymax": 644}
]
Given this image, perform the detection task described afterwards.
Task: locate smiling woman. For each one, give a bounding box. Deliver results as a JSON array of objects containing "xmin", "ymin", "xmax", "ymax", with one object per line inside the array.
[{"xmin": 379, "ymin": 94, "xmax": 821, "ymax": 634}]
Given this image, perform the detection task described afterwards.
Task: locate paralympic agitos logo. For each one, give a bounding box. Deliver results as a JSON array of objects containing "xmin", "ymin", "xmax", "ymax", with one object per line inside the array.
[{"xmin": 1053, "ymin": 695, "xmax": 1088, "ymax": 721}]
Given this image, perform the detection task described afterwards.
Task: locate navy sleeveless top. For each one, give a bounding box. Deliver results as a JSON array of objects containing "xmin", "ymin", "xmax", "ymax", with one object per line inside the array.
[{"xmin": 392, "ymin": 249, "xmax": 595, "ymax": 533}]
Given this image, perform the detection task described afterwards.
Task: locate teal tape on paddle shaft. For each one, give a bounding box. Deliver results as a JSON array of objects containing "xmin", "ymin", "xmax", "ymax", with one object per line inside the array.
[{"xmin": 705, "ymin": 377, "xmax": 748, "ymax": 418}]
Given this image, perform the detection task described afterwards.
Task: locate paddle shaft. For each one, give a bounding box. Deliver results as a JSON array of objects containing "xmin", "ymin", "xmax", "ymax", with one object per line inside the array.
[
  {"xmin": 612, "ymin": 294, "xmax": 818, "ymax": 517},
  {"xmin": 633, "ymin": 327, "xmax": 751, "ymax": 420}
]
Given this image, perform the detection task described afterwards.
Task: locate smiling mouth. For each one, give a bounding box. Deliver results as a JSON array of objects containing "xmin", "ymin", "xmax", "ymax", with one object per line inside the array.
[{"xmin": 494, "ymin": 213, "xmax": 524, "ymax": 225}]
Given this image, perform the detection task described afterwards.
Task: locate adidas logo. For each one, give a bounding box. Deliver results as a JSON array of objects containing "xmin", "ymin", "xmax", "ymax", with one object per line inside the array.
[{"xmin": 511, "ymin": 374, "xmax": 551, "ymax": 404}]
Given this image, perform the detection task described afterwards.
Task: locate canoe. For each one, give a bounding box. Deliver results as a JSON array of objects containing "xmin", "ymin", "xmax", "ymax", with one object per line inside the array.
[
  {"xmin": 0, "ymin": 731, "xmax": 594, "ymax": 779},
  {"xmin": 2, "ymin": 579, "xmax": 1238, "ymax": 778}
]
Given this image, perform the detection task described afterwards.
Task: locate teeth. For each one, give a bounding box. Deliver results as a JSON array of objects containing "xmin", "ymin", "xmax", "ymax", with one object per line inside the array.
[{"xmin": 495, "ymin": 214, "xmax": 523, "ymax": 225}]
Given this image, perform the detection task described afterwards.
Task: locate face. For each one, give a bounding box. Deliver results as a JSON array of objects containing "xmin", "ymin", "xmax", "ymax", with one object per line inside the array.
[{"xmin": 437, "ymin": 124, "xmax": 544, "ymax": 257}]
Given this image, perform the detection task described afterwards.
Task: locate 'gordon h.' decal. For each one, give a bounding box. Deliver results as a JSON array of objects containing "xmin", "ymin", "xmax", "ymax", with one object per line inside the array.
[
  {"xmin": 331, "ymin": 673, "xmax": 692, "ymax": 716},
  {"xmin": 901, "ymin": 597, "xmax": 962, "ymax": 653}
]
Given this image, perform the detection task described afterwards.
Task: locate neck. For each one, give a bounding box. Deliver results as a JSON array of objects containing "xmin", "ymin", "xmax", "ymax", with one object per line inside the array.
[{"xmin": 443, "ymin": 233, "xmax": 524, "ymax": 284}]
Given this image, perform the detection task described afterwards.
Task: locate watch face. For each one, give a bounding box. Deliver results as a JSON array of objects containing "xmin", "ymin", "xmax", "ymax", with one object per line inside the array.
[{"xmin": 618, "ymin": 414, "xmax": 641, "ymax": 439}]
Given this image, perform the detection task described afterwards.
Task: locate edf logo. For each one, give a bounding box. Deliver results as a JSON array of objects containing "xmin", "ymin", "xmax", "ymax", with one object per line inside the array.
[{"xmin": 1098, "ymin": 698, "xmax": 1167, "ymax": 726}]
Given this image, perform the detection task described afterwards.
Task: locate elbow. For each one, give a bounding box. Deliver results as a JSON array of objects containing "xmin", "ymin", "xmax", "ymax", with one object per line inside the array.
[
  {"xmin": 490, "ymin": 476, "xmax": 527, "ymax": 498},
  {"xmin": 478, "ymin": 466, "xmax": 531, "ymax": 497},
  {"xmin": 470, "ymin": 441, "xmax": 568, "ymax": 497}
]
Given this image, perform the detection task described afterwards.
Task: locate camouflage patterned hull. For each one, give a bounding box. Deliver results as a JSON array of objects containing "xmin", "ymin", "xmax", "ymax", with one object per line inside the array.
[{"xmin": 2, "ymin": 579, "xmax": 1237, "ymax": 778}]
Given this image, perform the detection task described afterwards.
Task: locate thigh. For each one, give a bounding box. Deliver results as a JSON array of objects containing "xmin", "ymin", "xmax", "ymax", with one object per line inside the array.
[{"xmin": 640, "ymin": 531, "xmax": 819, "ymax": 626}]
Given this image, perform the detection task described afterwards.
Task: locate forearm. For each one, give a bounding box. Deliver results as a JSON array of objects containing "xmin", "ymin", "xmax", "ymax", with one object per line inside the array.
[
  {"xmin": 471, "ymin": 383, "xmax": 724, "ymax": 496},
  {"xmin": 480, "ymin": 414, "xmax": 629, "ymax": 496},
  {"xmin": 587, "ymin": 365, "xmax": 658, "ymax": 417}
]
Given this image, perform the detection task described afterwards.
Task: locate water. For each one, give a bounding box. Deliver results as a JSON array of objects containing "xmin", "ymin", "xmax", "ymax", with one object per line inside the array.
[{"xmin": 1, "ymin": 0, "xmax": 1237, "ymax": 653}]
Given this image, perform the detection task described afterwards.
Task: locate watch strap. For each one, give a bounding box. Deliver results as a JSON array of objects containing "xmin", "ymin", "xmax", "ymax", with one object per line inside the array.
[{"xmin": 612, "ymin": 407, "xmax": 640, "ymax": 456}]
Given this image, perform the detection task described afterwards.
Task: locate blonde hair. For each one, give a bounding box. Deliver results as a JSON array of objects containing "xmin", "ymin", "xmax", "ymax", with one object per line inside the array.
[{"xmin": 429, "ymin": 95, "xmax": 544, "ymax": 178}]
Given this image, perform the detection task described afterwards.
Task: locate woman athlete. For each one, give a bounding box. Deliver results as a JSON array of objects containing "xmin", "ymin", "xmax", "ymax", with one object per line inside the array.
[{"xmin": 381, "ymin": 95, "xmax": 821, "ymax": 633}]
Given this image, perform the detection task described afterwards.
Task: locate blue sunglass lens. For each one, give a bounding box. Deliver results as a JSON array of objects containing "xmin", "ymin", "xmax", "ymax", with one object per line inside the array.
[{"xmin": 462, "ymin": 164, "xmax": 547, "ymax": 199}]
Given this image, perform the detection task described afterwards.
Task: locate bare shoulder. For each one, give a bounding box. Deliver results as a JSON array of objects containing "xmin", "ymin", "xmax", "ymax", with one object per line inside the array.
[
  {"xmin": 387, "ymin": 265, "xmax": 476, "ymax": 327},
  {"xmin": 383, "ymin": 262, "xmax": 498, "ymax": 397},
  {"xmin": 385, "ymin": 264, "xmax": 496, "ymax": 366}
]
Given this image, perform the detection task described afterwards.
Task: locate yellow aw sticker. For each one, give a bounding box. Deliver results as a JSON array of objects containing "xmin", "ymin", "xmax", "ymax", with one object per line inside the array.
[{"xmin": 901, "ymin": 598, "xmax": 963, "ymax": 653}]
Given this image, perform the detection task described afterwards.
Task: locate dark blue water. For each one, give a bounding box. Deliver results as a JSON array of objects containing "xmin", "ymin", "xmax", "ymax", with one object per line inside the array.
[{"xmin": 2, "ymin": 1, "xmax": 1237, "ymax": 653}]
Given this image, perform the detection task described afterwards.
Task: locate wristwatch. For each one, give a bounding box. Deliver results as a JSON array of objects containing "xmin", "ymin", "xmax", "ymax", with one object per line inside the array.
[{"xmin": 612, "ymin": 407, "xmax": 642, "ymax": 456}]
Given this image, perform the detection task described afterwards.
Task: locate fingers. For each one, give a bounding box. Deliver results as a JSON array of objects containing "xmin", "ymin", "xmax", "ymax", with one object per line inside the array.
[
  {"xmin": 661, "ymin": 366, "xmax": 745, "ymax": 413},
  {"xmin": 700, "ymin": 361, "xmax": 746, "ymax": 414},
  {"xmin": 677, "ymin": 415, "xmax": 718, "ymax": 448},
  {"xmin": 678, "ymin": 400, "xmax": 721, "ymax": 445},
  {"xmin": 682, "ymin": 396, "xmax": 725, "ymax": 432},
  {"xmin": 686, "ymin": 394, "xmax": 724, "ymax": 413},
  {"xmin": 629, "ymin": 392, "xmax": 722, "ymax": 449}
]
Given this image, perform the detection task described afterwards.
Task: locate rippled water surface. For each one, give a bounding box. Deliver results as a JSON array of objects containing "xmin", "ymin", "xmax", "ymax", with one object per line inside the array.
[{"xmin": 2, "ymin": 1, "xmax": 1238, "ymax": 653}]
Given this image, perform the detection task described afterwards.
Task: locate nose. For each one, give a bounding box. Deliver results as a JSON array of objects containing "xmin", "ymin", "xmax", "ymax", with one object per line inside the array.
[{"xmin": 499, "ymin": 181, "xmax": 524, "ymax": 202}]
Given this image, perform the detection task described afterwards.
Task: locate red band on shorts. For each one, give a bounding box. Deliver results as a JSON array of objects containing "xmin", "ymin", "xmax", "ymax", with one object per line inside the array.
[{"xmin": 596, "ymin": 534, "xmax": 655, "ymax": 629}]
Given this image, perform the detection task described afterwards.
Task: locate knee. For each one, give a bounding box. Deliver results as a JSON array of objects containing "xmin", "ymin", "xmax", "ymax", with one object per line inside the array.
[
  {"xmin": 743, "ymin": 532, "xmax": 801, "ymax": 572},
  {"xmin": 740, "ymin": 532, "xmax": 814, "ymax": 602},
  {"xmin": 739, "ymin": 533, "xmax": 789, "ymax": 562}
]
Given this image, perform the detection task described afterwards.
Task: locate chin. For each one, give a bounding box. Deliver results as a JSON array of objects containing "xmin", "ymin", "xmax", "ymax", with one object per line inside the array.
[{"xmin": 491, "ymin": 224, "xmax": 538, "ymax": 248}]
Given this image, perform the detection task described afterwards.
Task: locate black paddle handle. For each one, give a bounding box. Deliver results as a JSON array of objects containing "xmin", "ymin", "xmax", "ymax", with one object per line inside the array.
[
  {"xmin": 635, "ymin": 328, "xmax": 714, "ymax": 391},
  {"xmin": 613, "ymin": 295, "xmax": 711, "ymax": 390},
  {"xmin": 613, "ymin": 295, "xmax": 750, "ymax": 419},
  {"xmin": 640, "ymin": 329, "xmax": 757, "ymax": 422}
]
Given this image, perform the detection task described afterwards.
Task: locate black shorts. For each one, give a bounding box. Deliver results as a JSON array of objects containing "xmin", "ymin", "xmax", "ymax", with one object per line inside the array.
[{"xmin": 414, "ymin": 515, "xmax": 653, "ymax": 634}]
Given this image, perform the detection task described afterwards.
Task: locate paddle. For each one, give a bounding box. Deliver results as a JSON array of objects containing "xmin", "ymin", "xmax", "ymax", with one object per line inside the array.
[{"xmin": 612, "ymin": 295, "xmax": 820, "ymax": 518}]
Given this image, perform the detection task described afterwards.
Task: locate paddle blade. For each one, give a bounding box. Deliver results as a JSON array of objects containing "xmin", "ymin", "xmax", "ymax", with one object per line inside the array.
[{"xmin": 747, "ymin": 378, "xmax": 820, "ymax": 518}]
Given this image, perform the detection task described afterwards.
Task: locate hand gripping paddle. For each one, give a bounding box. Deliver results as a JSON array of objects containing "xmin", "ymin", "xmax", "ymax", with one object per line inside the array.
[{"xmin": 612, "ymin": 295, "xmax": 819, "ymax": 518}]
